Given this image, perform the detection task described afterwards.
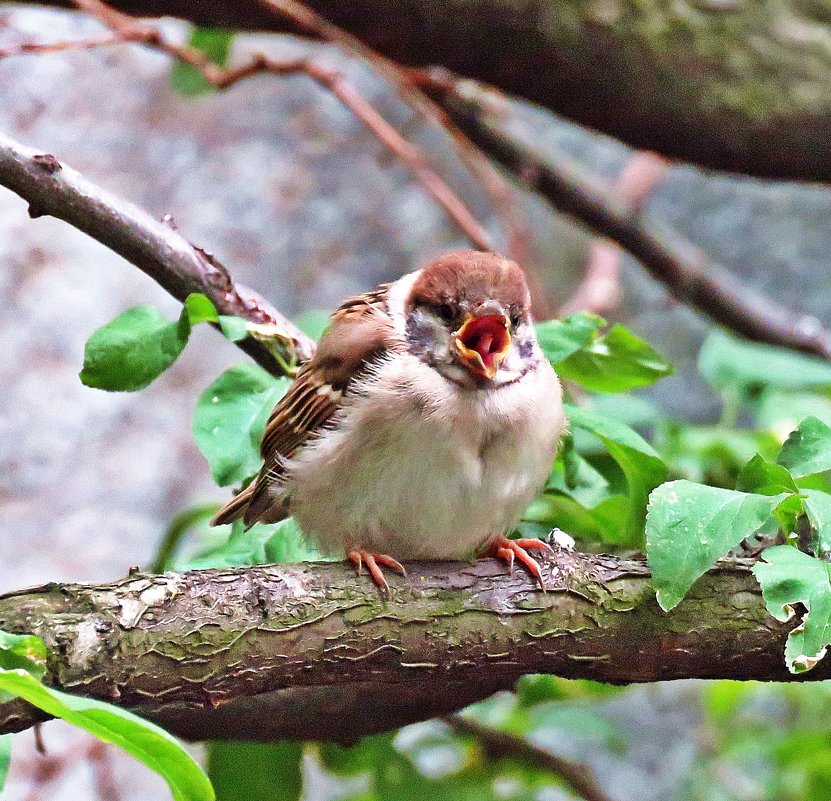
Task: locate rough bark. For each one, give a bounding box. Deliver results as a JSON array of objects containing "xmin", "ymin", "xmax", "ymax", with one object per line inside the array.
[
  {"xmin": 26, "ymin": 0, "xmax": 831, "ymax": 180},
  {"xmin": 0, "ymin": 548, "xmax": 819, "ymax": 744}
]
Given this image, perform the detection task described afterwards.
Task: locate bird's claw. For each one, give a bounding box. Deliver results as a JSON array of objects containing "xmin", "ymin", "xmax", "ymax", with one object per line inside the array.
[
  {"xmin": 484, "ymin": 535, "xmax": 554, "ymax": 590},
  {"xmin": 347, "ymin": 548, "xmax": 406, "ymax": 598}
]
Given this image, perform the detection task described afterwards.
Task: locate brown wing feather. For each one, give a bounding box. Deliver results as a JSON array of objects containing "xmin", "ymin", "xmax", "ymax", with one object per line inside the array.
[{"xmin": 212, "ymin": 284, "xmax": 395, "ymax": 528}]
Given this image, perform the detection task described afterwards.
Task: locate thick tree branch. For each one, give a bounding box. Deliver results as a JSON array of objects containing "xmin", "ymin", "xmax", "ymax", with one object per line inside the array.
[
  {"xmin": 22, "ymin": 0, "xmax": 831, "ymax": 179},
  {"xmin": 415, "ymin": 72, "xmax": 831, "ymax": 359},
  {"xmin": 0, "ymin": 547, "xmax": 821, "ymax": 744},
  {"xmin": 0, "ymin": 131, "xmax": 315, "ymax": 373}
]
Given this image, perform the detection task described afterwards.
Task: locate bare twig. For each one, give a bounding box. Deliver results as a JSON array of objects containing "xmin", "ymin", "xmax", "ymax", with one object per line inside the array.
[
  {"xmin": 3, "ymin": 2, "xmax": 553, "ymax": 300},
  {"xmin": 13, "ymin": 734, "xmax": 121, "ymax": 801},
  {"xmin": 257, "ymin": 0, "xmax": 551, "ymax": 297},
  {"xmin": 417, "ymin": 69, "xmax": 831, "ymax": 359},
  {"xmin": 0, "ymin": 32, "xmax": 124, "ymax": 58},
  {"xmin": 561, "ymin": 151, "xmax": 668, "ymax": 316},
  {"xmin": 87, "ymin": 740, "xmax": 122, "ymax": 801},
  {"xmin": 0, "ymin": 131, "xmax": 315, "ymax": 372},
  {"xmin": 56, "ymin": 0, "xmax": 494, "ymax": 251},
  {"xmin": 445, "ymin": 715, "xmax": 613, "ymax": 801}
]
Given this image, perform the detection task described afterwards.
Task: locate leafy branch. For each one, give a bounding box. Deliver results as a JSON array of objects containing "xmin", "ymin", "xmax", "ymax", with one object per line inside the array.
[{"xmin": 0, "ymin": 130, "xmax": 314, "ymax": 376}]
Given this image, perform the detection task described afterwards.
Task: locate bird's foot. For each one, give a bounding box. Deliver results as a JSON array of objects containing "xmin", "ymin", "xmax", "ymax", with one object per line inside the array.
[
  {"xmin": 347, "ymin": 548, "xmax": 407, "ymax": 597},
  {"xmin": 483, "ymin": 534, "xmax": 555, "ymax": 590}
]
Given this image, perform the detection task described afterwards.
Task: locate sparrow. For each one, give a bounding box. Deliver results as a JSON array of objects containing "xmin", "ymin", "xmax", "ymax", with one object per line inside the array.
[{"xmin": 213, "ymin": 250, "xmax": 567, "ymax": 594}]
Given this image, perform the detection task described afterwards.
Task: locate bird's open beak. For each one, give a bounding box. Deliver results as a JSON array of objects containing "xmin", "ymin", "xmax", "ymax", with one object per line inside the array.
[{"xmin": 453, "ymin": 311, "xmax": 512, "ymax": 379}]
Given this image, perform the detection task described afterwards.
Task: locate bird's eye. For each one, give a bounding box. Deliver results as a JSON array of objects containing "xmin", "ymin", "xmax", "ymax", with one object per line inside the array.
[
  {"xmin": 509, "ymin": 308, "xmax": 522, "ymax": 328},
  {"xmin": 433, "ymin": 303, "xmax": 455, "ymax": 323}
]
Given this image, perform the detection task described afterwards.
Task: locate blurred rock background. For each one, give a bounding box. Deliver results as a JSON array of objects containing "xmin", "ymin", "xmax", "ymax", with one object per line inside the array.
[{"xmin": 1, "ymin": 5, "xmax": 830, "ymax": 800}]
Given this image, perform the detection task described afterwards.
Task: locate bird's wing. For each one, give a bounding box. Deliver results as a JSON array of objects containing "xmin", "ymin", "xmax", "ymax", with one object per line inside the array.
[{"xmin": 212, "ymin": 285, "xmax": 394, "ymax": 527}]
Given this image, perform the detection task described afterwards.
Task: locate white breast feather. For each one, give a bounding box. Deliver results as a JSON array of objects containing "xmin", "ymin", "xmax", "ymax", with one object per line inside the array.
[{"xmin": 284, "ymin": 350, "xmax": 565, "ymax": 560}]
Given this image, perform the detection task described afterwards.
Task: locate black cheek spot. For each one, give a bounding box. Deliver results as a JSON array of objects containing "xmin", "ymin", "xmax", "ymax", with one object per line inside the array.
[
  {"xmin": 518, "ymin": 338, "xmax": 535, "ymax": 360},
  {"xmin": 405, "ymin": 316, "xmax": 435, "ymax": 358}
]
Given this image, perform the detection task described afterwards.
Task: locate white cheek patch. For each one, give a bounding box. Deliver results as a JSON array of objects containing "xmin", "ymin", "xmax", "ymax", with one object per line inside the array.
[
  {"xmin": 491, "ymin": 323, "xmax": 539, "ymax": 384},
  {"xmin": 386, "ymin": 269, "xmax": 421, "ymax": 338},
  {"xmin": 410, "ymin": 308, "xmax": 452, "ymax": 362}
]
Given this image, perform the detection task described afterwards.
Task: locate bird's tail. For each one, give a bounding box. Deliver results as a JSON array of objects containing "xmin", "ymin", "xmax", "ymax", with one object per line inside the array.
[
  {"xmin": 212, "ymin": 480, "xmax": 290, "ymax": 528},
  {"xmin": 211, "ymin": 483, "xmax": 256, "ymax": 527}
]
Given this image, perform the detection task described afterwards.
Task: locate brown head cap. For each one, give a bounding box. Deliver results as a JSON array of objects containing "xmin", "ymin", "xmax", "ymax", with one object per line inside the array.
[{"xmin": 408, "ymin": 251, "xmax": 531, "ymax": 315}]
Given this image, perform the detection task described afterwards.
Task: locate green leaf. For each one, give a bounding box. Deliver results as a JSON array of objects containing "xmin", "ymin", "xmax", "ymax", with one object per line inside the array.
[
  {"xmin": 207, "ymin": 742, "xmax": 302, "ymax": 801},
  {"xmin": 0, "ymin": 629, "xmax": 47, "ymax": 678},
  {"xmin": 754, "ymin": 545, "xmax": 831, "ymax": 673},
  {"xmin": 319, "ymin": 733, "xmax": 396, "ymax": 776},
  {"xmin": 557, "ymin": 324, "xmax": 672, "ymax": 393},
  {"xmin": 537, "ymin": 315, "xmax": 671, "ymax": 392},
  {"xmin": 523, "ymin": 493, "xmax": 613, "ymax": 542},
  {"xmin": 647, "ymin": 481, "xmax": 789, "ymax": 611},
  {"xmin": 218, "ymin": 315, "xmax": 248, "ymax": 342},
  {"xmin": 804, "ymin": 490, "xmax": 831, "ymax": 556},
  {"xmin": 193, "ymin": 364, "xmax": 289, "ymax": 487},
  {"xmin": 545, "ymin": 437, "xmax": 609, "ymax": 507},
  {"xmin": 183, "ymin": 293, "xmax": 248, "ymax": 341},
  {"xmin": 81, "ymin": 294, "xmax": 248, "ymax": 392},
  {"xmin": 756, "ymin": 391, "xmax": 831, "ymax": 431},
  {"xmin": 183, "ymin": 293, "xmax": 221, "ymax": 326},
  {"xmin": 182, "ymin": 520, "xmax": 275, "ymax": 569},
  {"xmin": 80, "ymin": 305, "xmax": 189, "ymax": 391},
  {"xmin": 701, "ymin": 681, "xmax": 756, "ymax": 724},
  {"xmin": 170, "ymin": 28, "xmax": 233, "ymax": 96},
  {"xmin": 294, "ymin": 309, "xmax": 330, "ymax": 341},
  {"xmin": 515, "ymin": 675, "xmax": 618, "ymax": 706},
  {"xmin": 0, "ymin": 669, "xmax": 213, "ymax": 801},
  {"xmin": 0, "ymin": 734, "xmax": 11, "ymax": 795},
  {"xmin": 657, "ymin": 423, "xmax": 781, "ymax": 487},
  {"xmin": 589, "ymin": 393, "xmax": 664, "ymax": 429},
  {"xmin": 151, "ymin": 503, "xmax": 222, "ymax": 572},
  {"xmin": 566, "ymin": 405, "xmax": 667, "ymax": 547},
  {"xmin": 699, "ymin": 330, "xmax": 831, "ymax": 392},
  {"xmin": 263, "ymin": 517, "xmax": 326, "ymax": 563},
  {"xmin": 778, "ymin": 417, "xmax": 831, "ymax": 479},
  {"xmin": 185, "ymin": 517, "xmax": 327, "ymax": 569},
  {"xmin": 736, "ymin": 454, "xmax": 798, "ymax": 495},
  {"xmin": 535, "ymin": 313, "xmax": 602, "ymax": 363}
]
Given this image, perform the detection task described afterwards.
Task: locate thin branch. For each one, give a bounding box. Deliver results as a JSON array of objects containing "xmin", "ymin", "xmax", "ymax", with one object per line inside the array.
[
  {"xmin": 256, "ymin": 0, "xmax": 552, "ymax": 304},
  {"xmin": 0, "ymin": 549, "xmax": 821, "ymax": 744},
  {"xmin": 414, "ymin": 69, "xmax": 831, "ymax": 360},
  {"xmin": 0, "ymin": 131, "xmax": 315, "ymax": 372},
  {"xmin": 561, "ymin": 151, "xmax": 668, "ymax": 317},
  {"xmin": 57, "ymin": 0, "xmax": 494, "ymax": 251},
  {"xmin": 445, "ymin": 715, "xmax": 613, "ymax": 801},
  {"xmin": 0, "ymin": 33, "xmax": 125, "ymax": 58}
]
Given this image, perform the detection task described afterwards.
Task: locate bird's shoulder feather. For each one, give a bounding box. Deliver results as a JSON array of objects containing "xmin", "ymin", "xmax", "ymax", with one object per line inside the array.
[{"xmin": 215, "ymin": 284, "xmax": 398, "ymax": 527}]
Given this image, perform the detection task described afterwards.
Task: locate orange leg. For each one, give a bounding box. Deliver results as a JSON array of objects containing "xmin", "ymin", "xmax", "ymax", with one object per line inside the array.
[
  {"xmin": 482, "ymin": 534, "xmax": 555, "ymax": 590},
  {"xmin": 347, "ymin": 548, "xmax": 407, "ymax": 597}
]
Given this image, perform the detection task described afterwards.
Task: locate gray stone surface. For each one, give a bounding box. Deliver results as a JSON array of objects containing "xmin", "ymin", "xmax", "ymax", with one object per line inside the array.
[{"xmin": 1, "ymin": 4, "xmax": 830, "ymax": 801}]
